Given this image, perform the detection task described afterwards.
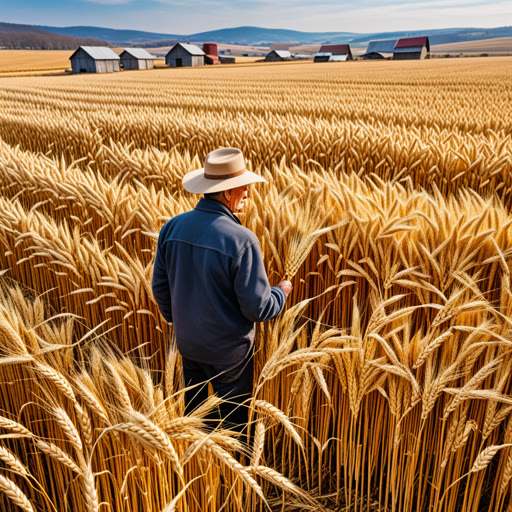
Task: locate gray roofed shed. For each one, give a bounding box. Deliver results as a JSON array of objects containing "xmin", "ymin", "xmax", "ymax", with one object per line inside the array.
[
  {"xmin": 70, "ymin": 46, "xmax": 120, "ymax": 74},
  {"xmin": 165, "ymin": 43, "xmax": 205, "ymax": 67},
  {"xmin": 121, "ymin": 48, "xmax": 154, "ymax": 60},
  {"xmin": 366, "ymin": 39, "xmax": 398, "ymax": 54},
  {"xmin": 265, "ymin": 50, "xmax": 293, "ymax": 61},
  {"xmin": 362, "ymin": 39, "xmax": 397, "ymax": 59},
  {"xmin": 120, "ymin": 48, "xmax": 155, "ymax": 70}
]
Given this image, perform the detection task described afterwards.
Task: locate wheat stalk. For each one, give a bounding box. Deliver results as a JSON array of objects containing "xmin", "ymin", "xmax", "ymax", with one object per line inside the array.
[
  {"xmin": 35, "ymin": 440, "xmax": 82, "ymax": 474},
  {"xmin": 0, "ymin": 474, "xmax": 34, "ymax": 512},
  {"xmin": 0, "ymin": 445, "xmax": 29, "ymax": 477}
]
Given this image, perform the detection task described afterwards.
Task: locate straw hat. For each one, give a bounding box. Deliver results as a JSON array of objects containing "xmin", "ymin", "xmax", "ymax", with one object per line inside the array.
[{"xmin": 182, "ymin": 148, "xmax": 267, "ymax": 194}]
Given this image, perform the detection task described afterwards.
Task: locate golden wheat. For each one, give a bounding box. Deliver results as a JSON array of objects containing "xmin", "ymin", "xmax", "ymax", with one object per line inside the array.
[{"xmin": 0, "ymin": 57, "xmax": 511, "ymax": 511}]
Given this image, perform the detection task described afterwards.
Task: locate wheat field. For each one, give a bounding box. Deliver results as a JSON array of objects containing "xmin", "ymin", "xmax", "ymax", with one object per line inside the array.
[
  {"xmin": 0, "ymin": 50, "xmax": 75, "ymax": 72},
  {"xmin": 0, "ymin": 57, "xmax": 511, "ymax": 511},
  {"xmin": 431, "ymin": 37, "xmax": 512, "ymax": 55}
]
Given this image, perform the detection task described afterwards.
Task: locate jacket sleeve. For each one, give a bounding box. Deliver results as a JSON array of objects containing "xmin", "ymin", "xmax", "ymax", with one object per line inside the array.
[
  {"xmin": 233, "ymin": 241, "xmax": 285, "ymax": 322},
  {"xmin": 152, "ymin": 228, "xmax": 173, "ymax": 323}
]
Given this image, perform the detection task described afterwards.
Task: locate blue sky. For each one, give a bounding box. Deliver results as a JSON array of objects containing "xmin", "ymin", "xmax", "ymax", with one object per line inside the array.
[{"xmin": 1, "ymin": 0, "xmax": 509, "ymax": 34}]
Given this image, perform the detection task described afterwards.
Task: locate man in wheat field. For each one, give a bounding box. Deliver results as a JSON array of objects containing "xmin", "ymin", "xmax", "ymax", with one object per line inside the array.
[{"xmin": 152, "ymin": 147, "xmax": 292, "ymax": 433}]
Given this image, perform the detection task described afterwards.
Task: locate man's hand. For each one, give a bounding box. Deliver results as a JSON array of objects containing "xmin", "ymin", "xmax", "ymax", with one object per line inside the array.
[{"xmin": 277, "ymin": 280, "xmax": 292, "ymax": 298}]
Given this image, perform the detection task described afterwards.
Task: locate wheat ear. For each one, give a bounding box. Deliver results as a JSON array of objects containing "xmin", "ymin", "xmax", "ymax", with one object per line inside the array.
[{"xmin": 0, "ymin": 473, "xmax": 34, "ymax": 512}]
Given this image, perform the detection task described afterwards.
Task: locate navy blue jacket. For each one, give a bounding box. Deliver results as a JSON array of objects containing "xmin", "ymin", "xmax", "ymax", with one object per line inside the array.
[{"xmin": 152, "ymin": 198, "xmax": 286, "ymax": 366}]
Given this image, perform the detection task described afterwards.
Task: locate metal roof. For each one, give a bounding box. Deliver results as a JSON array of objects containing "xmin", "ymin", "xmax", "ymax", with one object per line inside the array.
[
  {"xmin": 272, "ymin": 50, "xmax": 292, "ymax": 58},
  {"xmin": 395, "ymin": 37, "xmax": 430, "ymax": 50},
  {"xmin": 366, "ymin": 39, "xmax": 398, "ymax": 54},
  {"xmin": 72, "ymin": 46, "xmax": 120, "ymax": 60},
  {"xmin": 121, "ymin": 48, "xmax": 155, "ymax": 60},
  {"xmin": 319, "ymin": 44, "xmax": 350, "ymax": 55},
  {"xmin": 173, "ymin": 43, "xmax": 205, "ymax": 56}
]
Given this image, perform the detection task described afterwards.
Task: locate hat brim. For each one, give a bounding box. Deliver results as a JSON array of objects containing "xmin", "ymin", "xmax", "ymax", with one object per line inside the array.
[{"xmin": 182, "ymin": 168, "xmax": 267, "ymax": 194}]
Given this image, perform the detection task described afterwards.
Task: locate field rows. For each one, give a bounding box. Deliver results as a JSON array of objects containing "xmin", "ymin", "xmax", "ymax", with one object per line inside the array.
[
  {"xmin": 1, "ymin": 60, "xmax": 511, "ymax": 207},
  {"xmin": 0, "ymin": 58, "xmax": 511, "ymax": 511}
]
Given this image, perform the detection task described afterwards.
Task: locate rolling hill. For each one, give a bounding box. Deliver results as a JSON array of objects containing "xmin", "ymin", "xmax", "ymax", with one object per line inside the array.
[
  {"xmin": 35, "ymin": 25, "xmax": 180, "ymax": 46},
  {"xmin": 4, "ymin": 21, "xmax": 512, "ymax": 50},
  {"xmin": 36, "ymin": 24, "xmax": 512, "ymax": 47},
  {"xmin": 432, "ymin": 37, "xmax": 512, "ymax": 54},
  {"xmin": 38, "ymin": 24, "xmax": 361, "ymax": 46}
]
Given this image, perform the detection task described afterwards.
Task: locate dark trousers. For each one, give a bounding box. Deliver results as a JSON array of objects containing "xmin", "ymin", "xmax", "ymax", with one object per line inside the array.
[{"xmin": 182, "ymin": 352, "xmax": 254, "ymax": 434}]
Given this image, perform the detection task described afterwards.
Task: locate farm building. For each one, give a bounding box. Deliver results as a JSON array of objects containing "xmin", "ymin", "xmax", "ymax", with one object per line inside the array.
[
  {"xmin": 219, "ymin": 55, "xmax": 236, "ymax": 64},
  {"xmin": 265, "ymin": 50, "xmax": 293, "ymax": 61},
  {"xmin": 202, "ymin": 43, "xmax": 220, "ymax": 65},
  {"xmin": 393, "ymin": 37, "xmax": 430, "ymax": 60},
  {"xmin": 314, "ymin": 44, "xmax": 353, "ymax": 62},
  {"xmin": 119, "ymin": 48, "xmax": 154, "ymax": 70},
  {"xmin": 69, "ymin": 46, "xmax": 120, "ymax": 74},
  {"xmin": 362, "ymin": 39, "xmax": 398, "ymax": 59},
  {"xmin": 165, "ymin": 43, "xmax": 205, "ymax": 67}
]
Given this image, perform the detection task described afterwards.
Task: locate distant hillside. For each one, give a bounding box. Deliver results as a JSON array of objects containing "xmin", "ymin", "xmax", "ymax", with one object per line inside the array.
[
  {"xmin": 38, "ymin": 24, "xmax": 361, "ymax": 46},
  {"xmin": 138, "ymin": 39, "xmax": 178, "ymax": 49},
  {"xmin": 432, "ymin": 36, "xmax": 512, "ymax": 54},
  {"xmin": 346, "ymin": 26, "xmax": 512, "ymax": 46},
  {"xmin": 36, "ymin": 25, "xmax": 179, "ymax": 45},
  {"xmin": 0, "ymin": 22, "xmax": 108, "ymax": 50},
  {"xmin": 10, "ymin": 22, "xmax": 512, "ymax": 48},
  {"xmin": 185, "ymin": 25, "xmax": 512, "ymax": 47},
  {"xmin": 187, "ymin": 26, "xmax": 360, "ymax": 45}
]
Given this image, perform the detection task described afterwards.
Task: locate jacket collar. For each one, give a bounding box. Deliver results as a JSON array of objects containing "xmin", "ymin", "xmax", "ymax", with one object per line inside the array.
[{"xmin": 195, "ymin": 197, "xmax": 241, "ymax": 225}]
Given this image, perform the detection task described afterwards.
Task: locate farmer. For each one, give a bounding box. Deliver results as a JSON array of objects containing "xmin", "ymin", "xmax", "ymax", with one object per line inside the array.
[{"xmin": 152, "ymin": 147, "xmax": 292, "ymax": 432}]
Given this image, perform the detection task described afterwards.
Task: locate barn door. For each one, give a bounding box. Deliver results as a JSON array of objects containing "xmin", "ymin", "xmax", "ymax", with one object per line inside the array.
[{"xmin": 176, "ymin": 58, "xmax": 183, "ymax": 67}]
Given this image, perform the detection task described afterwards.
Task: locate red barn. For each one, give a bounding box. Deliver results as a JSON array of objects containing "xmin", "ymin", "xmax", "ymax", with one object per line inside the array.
[
  {"xmin": 393, "ymin": 37, "xmax": 430, "ymax": 60},
  {"xmin": 314, "ymin": 44, "xmax": 353, "ymax": 62}
]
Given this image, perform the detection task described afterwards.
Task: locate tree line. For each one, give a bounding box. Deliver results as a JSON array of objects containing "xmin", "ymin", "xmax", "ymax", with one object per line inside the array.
[{"xmin": 0, "ymin": 27, "xmax": 109, "ymax": 50}]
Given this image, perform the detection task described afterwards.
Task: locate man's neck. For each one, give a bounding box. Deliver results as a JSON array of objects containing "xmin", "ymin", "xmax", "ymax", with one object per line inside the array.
[{"xmin": 207, "ymin": 193, "xmax": 233, "ymax": 212}]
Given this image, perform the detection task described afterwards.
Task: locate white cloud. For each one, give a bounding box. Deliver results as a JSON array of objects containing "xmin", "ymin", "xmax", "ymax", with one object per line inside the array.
[
  {"xmin": 383, "ymin": 0, "xmax": 495, "ymax": 10},
  {"xmin": 267, "ymin": 0, "xmax": 512, "ymax": 32}
]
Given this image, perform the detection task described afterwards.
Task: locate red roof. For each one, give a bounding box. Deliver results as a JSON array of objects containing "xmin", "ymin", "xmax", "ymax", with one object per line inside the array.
[
  {"xmin": 395, "ymin": 37, "xmax": 429, "ymax": 49},
  {"xmin": 205, "ymin": 54, "xmax": 220, "ymax": 64},
  {"xmin": 319, "ymin": 44, "xmax": 350, "ymax": 55}
]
